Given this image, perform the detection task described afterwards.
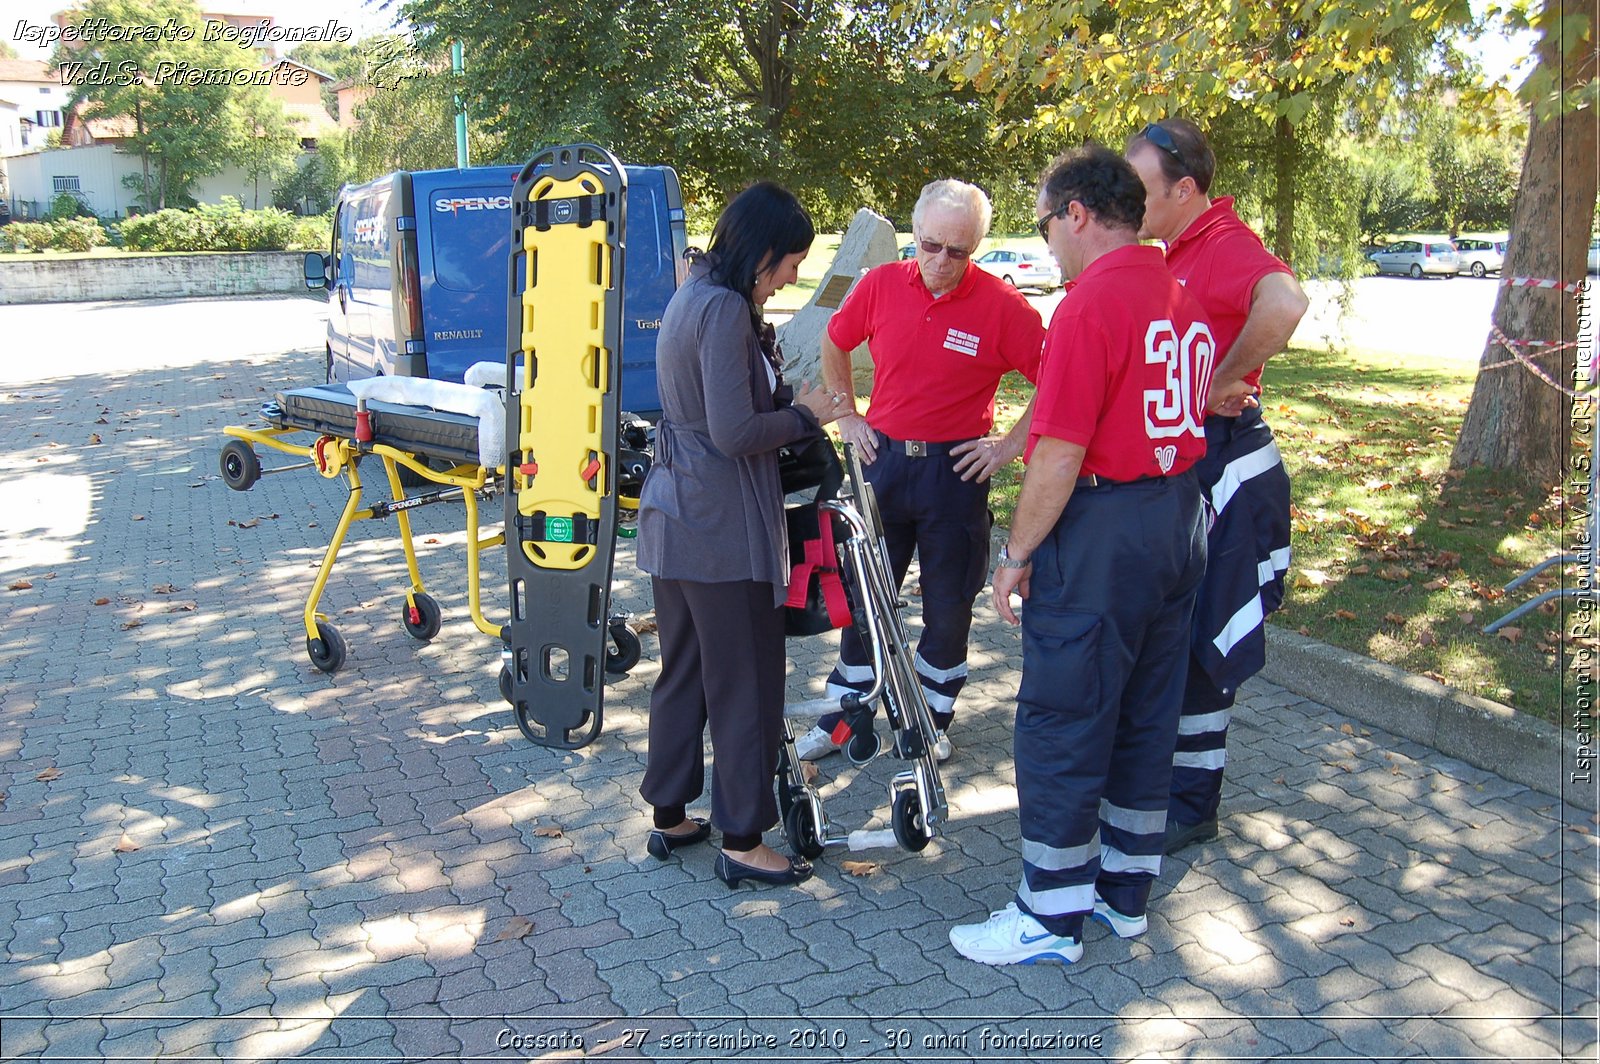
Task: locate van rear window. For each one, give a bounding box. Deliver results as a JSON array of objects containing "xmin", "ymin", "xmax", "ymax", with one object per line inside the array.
[{"xmin": 430, "ymin": 192, "xmax": 512, "ymax": 293}]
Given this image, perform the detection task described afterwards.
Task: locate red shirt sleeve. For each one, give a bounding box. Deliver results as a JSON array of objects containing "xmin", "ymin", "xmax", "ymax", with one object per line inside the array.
[
  {"xmin": 825, "ymin": 266, "xmax": 882, "ymax": 352},
  {"xmin": 1214, "ymin": 230, "xmax": 1292, "ymax": 318},
  {"xmin": 1000, "ymin": 299, "xmax": 1046, "ymax": 384}
]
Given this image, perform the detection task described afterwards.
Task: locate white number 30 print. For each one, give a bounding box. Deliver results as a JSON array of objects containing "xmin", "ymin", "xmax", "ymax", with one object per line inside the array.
[{"xmin": 1143, "ymin": 319, "xmax": 1216, "ymax": 439}]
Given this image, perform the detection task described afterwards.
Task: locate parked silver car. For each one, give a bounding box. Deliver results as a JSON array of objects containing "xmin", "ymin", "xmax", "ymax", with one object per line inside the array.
[
  {"xmin": 1369, "ymin": 237, "xmax": 1460, "ymax": 278},
  {"xmin": 973, "ymin": 247, "xmax": 1060, "ymax": 292},
  {"xmin": 1454, "ymin": 236, "xmax": 1507, "ymax": 277}
]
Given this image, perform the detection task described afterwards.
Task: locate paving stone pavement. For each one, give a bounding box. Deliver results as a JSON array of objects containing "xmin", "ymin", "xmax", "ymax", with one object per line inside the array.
[{"xmin": 0, "ymin": 297, "xmax": 1596, "ymax": 1062}]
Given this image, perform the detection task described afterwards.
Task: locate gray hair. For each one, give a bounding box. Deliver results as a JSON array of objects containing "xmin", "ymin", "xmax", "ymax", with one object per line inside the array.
[{"xmin": 911, "ymin": 179, "xmax": 992, "ymax": 241}]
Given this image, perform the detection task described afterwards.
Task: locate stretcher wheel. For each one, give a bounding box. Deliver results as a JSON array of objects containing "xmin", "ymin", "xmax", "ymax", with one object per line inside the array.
[
  {"xmin": 307, "ymin": 621, "xmax": 347, "ymax": 673},
  {"xmin": 605, "ymin": 624, "xmax": 642, "ymax": 675},
  {"xmin": 219, "ymin": 439, "xmax": 261, "ymax": 492},
  {"xmin": 402, "ymin": 593, "xmax": 442, "ymax": 641},
  {"xmin": 776, "ymin": 748, "xmax": 799, "ymax": 822},
  {"xmin": 498, "ymin": 664, "xmax": 513, "ymax": 704},
  {"xmin": 784, "ymin": 799, "xmax": 825, "ymax": 860},
  {"xmin": 892, "ymin": 789, "xmax": 931, "ymax": 852}
]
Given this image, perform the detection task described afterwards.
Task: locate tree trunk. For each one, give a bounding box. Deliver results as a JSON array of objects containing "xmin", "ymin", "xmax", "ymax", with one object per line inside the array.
[
  {"xmin": 1272, "ymin": 115, "xmax": 1295, "ymax": 264},
  {"xmin": 1450, "ymin": 0, "xmax": 1598, "ymax": 486}
]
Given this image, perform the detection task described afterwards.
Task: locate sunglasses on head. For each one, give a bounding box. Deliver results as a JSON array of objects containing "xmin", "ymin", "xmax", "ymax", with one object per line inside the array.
[
  {"xmin": 1140, "ymin": 123, "xmax": 1187, "ymax": 173},
  {"xmin": 917, "ymin": 237, "xmax": 973, "ymax": 260}
]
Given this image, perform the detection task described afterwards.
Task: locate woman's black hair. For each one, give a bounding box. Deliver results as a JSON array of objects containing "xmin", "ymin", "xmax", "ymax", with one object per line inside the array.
[{"xmin": 702, "ymin": 181, "xmax": 814, "ymax": 307}]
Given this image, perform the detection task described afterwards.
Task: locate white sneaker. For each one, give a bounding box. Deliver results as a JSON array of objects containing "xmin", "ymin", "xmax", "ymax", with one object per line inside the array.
[
  {"xmin": 933, "ymin": 730, "xmax": 953, "ymax": 762},
  {"xmin": 1090, "ymin": 893, "xmax": 1148, "ymax": 938},
  {"xmin": 794, "ymin": 724, "xmax": 842, "ymax": 762},
  {"xmin": 948, "ymin": 903, "xmax": 1083, "ymax": 966}
]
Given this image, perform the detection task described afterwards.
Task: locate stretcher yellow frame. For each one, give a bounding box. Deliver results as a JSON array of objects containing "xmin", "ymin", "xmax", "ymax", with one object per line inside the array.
[{"xmin": 219, "ymin": 423, "xmax": 505, "ymax": 671}]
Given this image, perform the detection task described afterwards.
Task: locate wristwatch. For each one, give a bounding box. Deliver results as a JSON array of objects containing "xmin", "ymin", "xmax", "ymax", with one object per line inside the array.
[{"xmin": 996, "ymin": 544, "xmax": 1031, "ymax": 570}]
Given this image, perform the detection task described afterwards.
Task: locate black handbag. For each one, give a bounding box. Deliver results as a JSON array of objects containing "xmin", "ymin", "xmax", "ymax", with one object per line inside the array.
[{"xmin": 782, "ymin": 438, "xmax": 850, "ymax": 636}]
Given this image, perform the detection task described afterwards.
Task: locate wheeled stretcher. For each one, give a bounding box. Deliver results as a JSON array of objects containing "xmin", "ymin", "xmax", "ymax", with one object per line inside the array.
[
  {"xmin": 776, "ymin": 446, "xmax": 950, "ymax": 857},
  {"xmin": 217, "ymin": 372, "xmax": 648, "ymax": 679}
]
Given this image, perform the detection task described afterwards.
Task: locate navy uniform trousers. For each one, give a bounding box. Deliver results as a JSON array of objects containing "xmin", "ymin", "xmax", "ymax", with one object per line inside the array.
[
  {"xmin": 1169, "ymin": 409, "xmax": 1293, "ymax": 826},
  {"xmin": 818, "ymin": 435, "xmax": 990, "ymax": 735},
  {"xmin": 1014, "ymin": 471, "xmax": 1207, "ymax": 937}
]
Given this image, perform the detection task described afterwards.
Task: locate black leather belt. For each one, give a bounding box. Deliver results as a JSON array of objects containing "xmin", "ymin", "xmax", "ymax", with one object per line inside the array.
[
  {"xmin": 1076, "ymin": 473, "xmax": 1165, "ymax": 489},
  {"xmin": 880, "ymin": 433, "xmax": 972, "ymax": 457}
]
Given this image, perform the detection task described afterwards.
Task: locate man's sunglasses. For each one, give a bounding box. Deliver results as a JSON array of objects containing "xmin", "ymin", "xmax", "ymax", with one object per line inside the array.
[
  {"xmin": 1140, "ymin": 123, "xmax": 1187, "ymax": 173},
  {"xmin": 1036, "ymin": 203, "xmax": 1069, "ymax": 241},
  {"xmin": 917, "ymin": 238, "xmax": 973, "ymax": 260}
]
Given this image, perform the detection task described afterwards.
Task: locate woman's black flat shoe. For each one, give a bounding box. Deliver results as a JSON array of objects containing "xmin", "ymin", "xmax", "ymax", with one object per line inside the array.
[
  {"xmin": 715, "ymin": 851, "xmax": 813, "ymax": 887},
  {"xmin": 646, "ymin": 817, "xmax": 711, "ymax": 861}
]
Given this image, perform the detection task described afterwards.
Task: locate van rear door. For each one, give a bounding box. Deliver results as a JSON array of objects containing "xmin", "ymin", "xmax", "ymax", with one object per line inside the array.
[
  {"xmin": 617, "ymin": 166, "xmax": 686, "ymax": 419},
  {"xmin": 416, "ymin": 168, "xmax": 519, "ymax": 383}
]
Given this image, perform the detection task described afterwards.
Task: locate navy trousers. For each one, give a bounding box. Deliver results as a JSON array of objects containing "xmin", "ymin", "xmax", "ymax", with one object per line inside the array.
[
  {"xmin": 820, "ymin": 436, "xmax": 990, "ymax": 734},
  {"xmin": 1013, "ymin": 472, "xmax": 1206, "ymax": 937}
]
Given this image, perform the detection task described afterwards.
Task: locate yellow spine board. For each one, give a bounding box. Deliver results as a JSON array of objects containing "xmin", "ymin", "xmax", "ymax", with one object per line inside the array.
[{"xmin": 515, "ymin": 171, "xmax": 612, "ymax": 571}]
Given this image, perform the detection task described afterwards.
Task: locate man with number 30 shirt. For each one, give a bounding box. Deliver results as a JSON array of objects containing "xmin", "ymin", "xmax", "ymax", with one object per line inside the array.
[{"xmin": 948, "ymin": 146, "xmax": 1210, "ymax": 967}]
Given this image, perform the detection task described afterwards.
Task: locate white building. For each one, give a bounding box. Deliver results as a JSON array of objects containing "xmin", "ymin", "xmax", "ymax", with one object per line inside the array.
[{"xmin": 0, "ymin": 60, "xmax": 71, "ymax": 156}]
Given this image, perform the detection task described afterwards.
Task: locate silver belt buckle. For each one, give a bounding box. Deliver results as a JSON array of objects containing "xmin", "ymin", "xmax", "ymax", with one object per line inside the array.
[{"xmin": 904, "ymin": 439, "xmax": 928, "ymax": 458}]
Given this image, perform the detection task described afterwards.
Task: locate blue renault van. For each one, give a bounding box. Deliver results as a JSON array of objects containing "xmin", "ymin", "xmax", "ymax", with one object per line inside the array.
[{"xmin": 304, "ymin": 163, "xmax": 686, "ymax": 418}]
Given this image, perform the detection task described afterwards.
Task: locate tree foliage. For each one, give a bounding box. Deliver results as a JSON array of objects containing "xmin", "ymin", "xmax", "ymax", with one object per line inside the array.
[
  {"xmin": 397, "ymin": 0, "xmax": 1008, "ymax": 229},
  {"xmin": 232, "ymin": 86, "xmax": 301, "ymax": 209},
  {"xmin": 905, "ymin": 0, "xmax": 1480, "ymax": 266}
]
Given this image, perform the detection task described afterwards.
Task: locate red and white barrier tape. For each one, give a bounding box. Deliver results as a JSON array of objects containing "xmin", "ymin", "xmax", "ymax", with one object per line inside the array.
[
  {"xmin": 1501, "ymin": 275, "xmax": 1588, "ymax": 293},
  {"xmin": 1482, "ymin": 325, "xmax": 1594, "ymax": 399}
]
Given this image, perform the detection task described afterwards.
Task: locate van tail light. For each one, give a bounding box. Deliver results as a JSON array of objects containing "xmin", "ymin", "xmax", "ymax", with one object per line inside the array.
[{"xmin": 396, "ymin": 239, "xmax": 424, "ymax": 340}]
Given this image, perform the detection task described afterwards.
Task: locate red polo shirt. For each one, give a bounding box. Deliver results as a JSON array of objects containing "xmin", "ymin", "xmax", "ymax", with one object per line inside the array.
[
  {"xmin": 827, "ymin": 259, "xmax": 1043, "ymax": 441},
  {"xmin": 1162, "ymin": 196, "xmax": 1293, "ymax": 394},
  {"xmin": 1030, "ymin": 244, "xmax": 1213, "ymax": 482}
]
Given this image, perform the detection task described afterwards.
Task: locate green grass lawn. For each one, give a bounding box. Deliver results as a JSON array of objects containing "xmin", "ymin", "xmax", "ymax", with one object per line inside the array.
[{"xmin": 979, "ymin": 347, "xmax": 1568, "ymax": 722}]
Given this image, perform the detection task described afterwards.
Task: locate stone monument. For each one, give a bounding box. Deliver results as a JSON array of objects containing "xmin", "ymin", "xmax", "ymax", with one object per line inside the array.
[{"xmin": 776, "ymin": 208, "xmax": 897, "ymax": 392}]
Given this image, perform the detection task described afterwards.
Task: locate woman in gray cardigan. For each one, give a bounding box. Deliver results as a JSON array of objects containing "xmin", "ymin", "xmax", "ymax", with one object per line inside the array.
[{"xmin": 636, "ymin": 183, "xmax": 849, "ymax": 887}]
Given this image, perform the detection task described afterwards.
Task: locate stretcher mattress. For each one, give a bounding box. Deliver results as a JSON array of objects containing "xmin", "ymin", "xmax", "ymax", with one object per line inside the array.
[{"xmin": 268, "ymin": 383, "xmax": 483, "ymax": 468}]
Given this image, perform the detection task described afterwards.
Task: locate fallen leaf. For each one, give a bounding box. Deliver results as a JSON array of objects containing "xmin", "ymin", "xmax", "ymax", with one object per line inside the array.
[
  {"xmin": 1383, "ymin": 612, "xmax": 1406, "ymax": 625},
  {"xmin": 1333, "ymin": 609, "xmax": 1358, "ymax": 621},
  {"xmin": 1273, "ymin": 776, "xmax": 1286, "ymax": 785},
  {"xmin": 841, "ymin": 860, "xmax": 879, "ymax": 877},
  {"xmin": 1423, "ymin": 577, "xmax": 1449, "ymax": 591},
  {"xmin": 131, "ymin": 514, "xmax": 144, "ymax": 521},
  {"xmin": 231, "ymin": 518, "xmax": 260, "ymax": 529},
  {"xmin": 88, "ymin": 433, "xmax": 102, "ymax": 445},
  {"xmin": 94, "ymin": 416, "xmax": 108, "ymax": 424},
  {"xmin": 8, "ymin": 580, "xmax": 33, "ymax": 591},
  {"xmin": 92, "ymin": 597, "xmax": 110, "ymax": 606},
  {"xmin": 1497, "ymin": 627, "xmax": 1522, "ymax": 645},
  {"xmin": 114, "ymin": 835, "xmax": 140, "ymax": 853},
  {"xmin": 1570, "ymin": 824, "xmax": 1592, "ymax": 835},
  {"xmin": 1377, "ymin": 566, "xmax": 1410, "ymax": 582},
  {"xmin": 496, "ymin": 916, "xmax": 536, "ymax": 941},
  {"xmin": 1457, "ymin": 612, "xmax": 1476, "ymax": 625},
  {"xmin": 166, "ymin": 602, "xmax": 197, "ymax": 613},
  {"xmin": 1340, "ymin": 723, "xmax": 1355, "ymax": 735},
  {"xmin": 1295, "ymin": 569, "xmax": 1330, "ymax": 588},
  {"xmin": 120, "ymin": 619, "xmax": 144, "ymax": 631},
  {"xmin": 424, "ymin": 537, "xmax": 439, "ymax": 544},
  {"xmin": 1339, "ymin": 917, "xmax": 1356, "ymax": 927},
  {"xmin": 35, "ymin": 766, "xmax": 62, "ymax": 782},
  {"xmin": 533, "ymin": 826, "xmax": 563, "ymax": 838},
  {"xmin": 1418, "ymin": 628, "xmax": 1436, "ymax": 647},
  {"xmin": 1349, "ymin": 564, "xmax": 1372, "ymax": 575},
  {"xmin": 1538, "ymin": 600, "xmax": 1558, "ymax": 616},
  {"xmin": 153, "ymin": 583, "xmax": 178, "ymax": 594}
]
